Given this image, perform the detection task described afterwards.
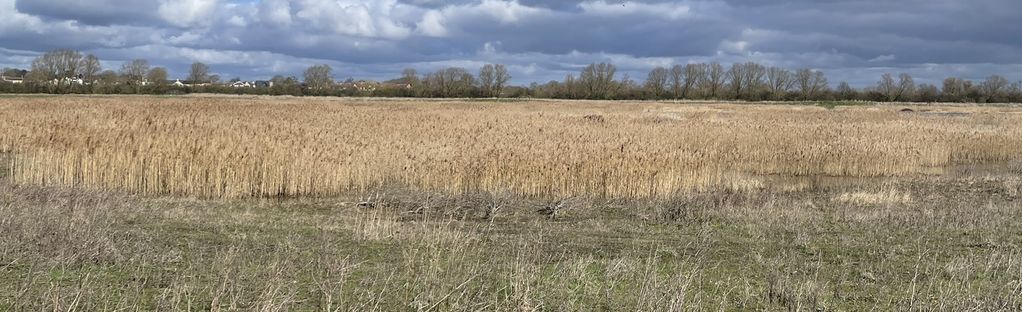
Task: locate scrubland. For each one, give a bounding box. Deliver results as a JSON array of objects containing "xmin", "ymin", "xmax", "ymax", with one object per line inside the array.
[{"xmin": 1, "ymin": 95, "xmax": 1021, "ymax": 310}]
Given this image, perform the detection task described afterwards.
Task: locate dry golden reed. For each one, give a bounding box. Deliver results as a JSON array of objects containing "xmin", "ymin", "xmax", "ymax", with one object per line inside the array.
[{"xmin": 1, "ymin": 96, "xmax": 1021, "ymax": 198}]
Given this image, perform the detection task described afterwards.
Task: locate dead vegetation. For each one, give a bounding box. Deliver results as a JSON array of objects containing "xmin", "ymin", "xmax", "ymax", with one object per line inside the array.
[
  {"xmin": 2, "ymin": 97, "xmax": 1021, "ymax": 199},
  {"xmin": 2, "ymin": 96, "xmax": 1022, "ymax": 310}
]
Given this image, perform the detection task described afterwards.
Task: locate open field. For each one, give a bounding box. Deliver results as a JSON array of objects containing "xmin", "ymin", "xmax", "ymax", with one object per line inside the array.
[
  {"xmin": 2, "ymin": 96, "xmax": 1021, "ymax": 198},
  {"xmin": 2, "ymin": 96, "xmax": 1022, "ymax": 310}
]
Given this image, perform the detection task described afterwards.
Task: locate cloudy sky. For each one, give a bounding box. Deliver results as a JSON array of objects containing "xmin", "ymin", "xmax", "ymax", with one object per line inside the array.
[{"xmin": 2, "ymin": 0, "xmax": 1020, "ymax": 87}]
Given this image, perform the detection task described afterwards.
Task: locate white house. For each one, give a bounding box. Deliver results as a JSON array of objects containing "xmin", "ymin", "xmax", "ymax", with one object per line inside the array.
[{"xmin": 1, "ymin": 75, "xmax": 24, "ymax": 84}]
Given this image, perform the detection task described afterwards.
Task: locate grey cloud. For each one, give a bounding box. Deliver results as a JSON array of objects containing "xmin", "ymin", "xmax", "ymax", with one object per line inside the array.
[{"xmin": 1, "ymin": 0, "xmax": 1020, "ymax": 87}]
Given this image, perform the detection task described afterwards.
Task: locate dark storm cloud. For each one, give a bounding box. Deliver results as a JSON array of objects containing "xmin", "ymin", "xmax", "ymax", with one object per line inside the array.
[
  {"xmin": 14, "ymin": 0, "xmax": 161, "ymax": 26},
  {"xmin": 1, "ymin": 0, "xmax": 1020, "ymax": 86}
]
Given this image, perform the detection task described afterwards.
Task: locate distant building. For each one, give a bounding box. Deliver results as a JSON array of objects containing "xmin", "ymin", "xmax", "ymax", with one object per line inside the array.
[
  {"xmin": 172, "ymin": 80, "xmax": 211, "ymax": 87},
  {"xmin": 339, "ymin": 80, "xmax": 382, "ymax": 92},
  {"xmin": 1, "ymin": 75, "xmax": 24, "ymax": 84},
  {"xmin": 230, "ymin": 81, "xmax": 253, "ymax": 88}
]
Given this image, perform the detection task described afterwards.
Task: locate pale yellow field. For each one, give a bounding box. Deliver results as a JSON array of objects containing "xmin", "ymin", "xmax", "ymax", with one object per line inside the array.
[{"xmin": 1, "ymin": 96, "xmax": 1020, "ymax": 198}]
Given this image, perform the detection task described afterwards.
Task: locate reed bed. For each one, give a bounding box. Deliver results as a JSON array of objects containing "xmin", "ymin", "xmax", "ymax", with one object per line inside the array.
[{"xmin": 1, "ymin": 96, "xmax": 1021, "ymax": 198}]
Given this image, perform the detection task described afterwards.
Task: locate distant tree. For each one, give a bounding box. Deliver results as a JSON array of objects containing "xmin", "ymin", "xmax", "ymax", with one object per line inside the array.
[
  {"xmin": 617, "ymin": 73, "xmax": 644, "ymax": 99},
  {"xmin": 579, "ymin": 63, "xmax": 617, "ymax": 99},
  {"xmin": 424, "ymin": 67, "xmax": 475, "ymax": 97},
  {"xmin": 835, "ymin": 82, "xmax": 858, "ymax": 100},
  {"xmin": 478, "ymin": 64, "xmax": 511, "ymax": 97},
  {"xmin": 401, "ymin": 68, "xmax": 419, "ymax": 86},
  {"xmin": 28, "ymin": 48, "xmax": 84, "ymax": 82},
  {"xmin": 269, "ymin": 75, "xmax": 302, "ymax": 95},
  {"xmin": 147, "ymin": 67, "xmax": 168, "ymax": 85},
  {"xmin": 304, "ymin": 64, "xmax": 334, "ymax": 90},
  {"xmin": 702, "ymin": 62, "xmax": 726, "ymax": 99},
  {"xmin": 1008, "ymin": 81, "xmax": 1022, "ymax": 103},
  {"xmin": 80, "ymin": 54, "xmax": 102, "ymax": 82},
  {"xmin": 897, "ymin": 73, "xmax": 916, "ymax": 102},
  {"xmin": 563, "ymin": 74, "xmax": 580, "ymax": 99},
  {"xmin": 2, "ymin": 68, "xmax": 19, "ymax": 77},
  {"xmin": 97, "ymin": 70, "xmax": 119, "ymax": 84},
  {"xmin": 979, "ymin": 75, "xmax": 1009, "ymax": 103},
  {"xmin": 916, "ymin": 84, "xmax": 940, "ymax": 102},
  {"xmin": 795, "ymin": 68, "xmax": 827, "ymax": 100},
  {"xmin": 644, "ymin": 66, "xmax": 669, "ymax": 99},
  {"xmin": 668, "ymin": 65, "xmax": 684, "ymax": 99},
  {"xmin": 189, "ymin": 62, "xmax": 210, "ymax": 83},
  {"xmin": 209, "ymin": 75, "xmax": 221, "ymax": 84},
  {"xmin": 877, "ymin": 74, "xmax": 898, "ymax": 102},
  {"xmin": 766, "ymin": 67, "xmax": 795, "ymax": 100},
  {"xmin": 727, "ymin": 62, "xmax": 765, "ymax": 100},
  {"xmin": 120, "ymin": 59, "xmax": 150, "ymax": 85},
  {"xmin": 682, "ymin": 63, "xmax": 706, "ymax": 99},
  {"xmin": 942, "ymin": 77, "xmax": 969, "ymax": 102}
]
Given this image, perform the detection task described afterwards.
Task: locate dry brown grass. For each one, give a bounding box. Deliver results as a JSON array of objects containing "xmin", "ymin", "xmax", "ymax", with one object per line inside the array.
[
  {"xmin": 834, "ymin": 189, "xmax": 914, "ymax": 206},
  {"xmin": 2, "ymin": 96, "xmax": 1021, "ymax": 199}
]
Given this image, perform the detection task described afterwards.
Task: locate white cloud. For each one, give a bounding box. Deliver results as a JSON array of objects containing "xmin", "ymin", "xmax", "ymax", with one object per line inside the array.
[
  {"xmin": 417, "ymin": 0, "xmax": 549, "ymax": 37},
  {"xmin": 258, "ymin": 0, "xmax": 293, "ymax": 26},
  {"xmin": 291, "ymin": 0, "xmax": 412, "ymax": 39},
  {"xmin": 418, "ymin": 10, "xmax": 447, "ymax": 37},
  {"xmin": 158, "ymin": 0, "xmax": 219, "ymax": 28}
]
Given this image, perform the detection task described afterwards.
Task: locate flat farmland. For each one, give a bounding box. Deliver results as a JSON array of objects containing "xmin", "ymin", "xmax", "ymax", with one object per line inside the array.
[{"xmin": 1, "ymin": 95, "xmax": 1022, "ymax": 310}]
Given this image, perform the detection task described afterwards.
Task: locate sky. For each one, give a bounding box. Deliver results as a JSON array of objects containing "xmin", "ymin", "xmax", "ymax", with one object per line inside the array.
[{"xmin": 1, "ymin": 0, "xmax": 1021, "ymax": 87}]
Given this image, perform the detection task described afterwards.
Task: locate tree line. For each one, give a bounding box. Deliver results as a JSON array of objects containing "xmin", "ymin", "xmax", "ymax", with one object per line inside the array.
[
  {"xmin": 531, "ymin": 62, "xmax": 1022, "ymax": 103},
  {"xmin": 3, "ymin": 48, "xmax": 1021, "ymax": 103}
]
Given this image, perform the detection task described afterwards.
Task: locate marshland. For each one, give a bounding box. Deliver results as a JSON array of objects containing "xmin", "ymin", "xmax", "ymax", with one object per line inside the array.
[{"xmin": 1, "ymin": 95, "xmax": 1021, "ymax": 310}]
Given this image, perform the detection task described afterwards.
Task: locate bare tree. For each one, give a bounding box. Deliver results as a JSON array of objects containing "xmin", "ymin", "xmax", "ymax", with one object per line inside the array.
[
  {"xmin": 1009, "ymin": 81, "xmax": 1022, "ymax": 103},
  {"xmin": 835, "ymin": 82, "xmax": 857, "ymax": 100},
  {"xmin": 682, "ymin": 63, "xmax": 706, "ymax": 99},
  {"xmin": 942, "ymin": 77, "xmax": 969, "ymax": 102},
  {"xmin": 28, "ymin": 48, "xmax": 84, "ymax": 82},
  {"xmin": 727, "ymin": 62, "xmax": 766, "ymax": 100},
  {"xmin": 766, "ymin": 67, "xmax": 794, "ymax": 100},
  {"xmin": 979, "ymin": 75, "xmax": 1009, "ymax": 103},
  {"xmin": 579, "ymin": 63, "xmax": 617, "ymax": 99},
  {"xmin": 188, "ymin": 62, "xmax": 210, "ymax": 83},
  {"xmin": 80, "ymin": 54, "xmax": 101, "ymax": 82},
  {"xmin": 702, "ymin": 62, "xmax": 726, "ymax": 99},
  {"xmin": 668, "ymin": 65, "xmax": 684, "ymax": 99},
  {"xmin": 478, "ymin": 64, "xmax": 511, "ymax": 97},
  {"xmin": 1005, "ymin": 81, "xmax": 1021, "ymax": 102},
  {"xmin": 897, "ymin": 73, "xmax": 916, "ymax": 102},
  {"xmin": 644, "ymin": 66, "xmax": 669, "ymax": 99},
  {"xmin": 97, "ymin": 70, "xmax": 119, "ymax": 84},
  {"xmin": 916, "ymin": 84, "xmax": 940, "ymax": 102},
  {"xmin": 877, "ymin": 73, "xmax": 898, "ymax": 102},
  {"xmin": 795, "ymin": 68, "xmax": 828, "ymax": 100},
  {"xmin": 563, "ymin": 74, "xmax": 580, "ymax": 99},
  {"xmin": 425, "ymin": 67, "xmax": 475, "ymax": 97},
  {"xmin": 120, "ymin": 59, "xmax": 150, "ymax": 85},
  {"xmin": 147, "ymin": 67, "xmax": 168, "ymax": 85},
  {"xmin": 303, "ymin": 64, "xmax": 334, "ymax": 90}
]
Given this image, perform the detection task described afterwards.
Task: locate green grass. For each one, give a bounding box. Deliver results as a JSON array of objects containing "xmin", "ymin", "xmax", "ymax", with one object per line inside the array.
[{"xmin": 2, "ymin": 174, "xmax": 1021, "ymax": 310}]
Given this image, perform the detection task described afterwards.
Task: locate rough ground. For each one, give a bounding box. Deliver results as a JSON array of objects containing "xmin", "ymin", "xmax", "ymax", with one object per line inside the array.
[{"xmin": 2, "ymin": 171, "xmax": 1021, "ymax": 310}]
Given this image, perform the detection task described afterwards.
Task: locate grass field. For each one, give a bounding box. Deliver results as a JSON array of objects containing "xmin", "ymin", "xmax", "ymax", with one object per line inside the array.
[{"xmin": 2, "ymin": 95, "xmax": 1022, "ymax": 310}]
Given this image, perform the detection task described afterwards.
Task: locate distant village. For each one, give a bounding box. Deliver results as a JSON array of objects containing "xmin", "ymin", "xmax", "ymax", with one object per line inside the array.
[{"xmin": 2, "ymin": 70, "xmax": 411, "ymax": 93}]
